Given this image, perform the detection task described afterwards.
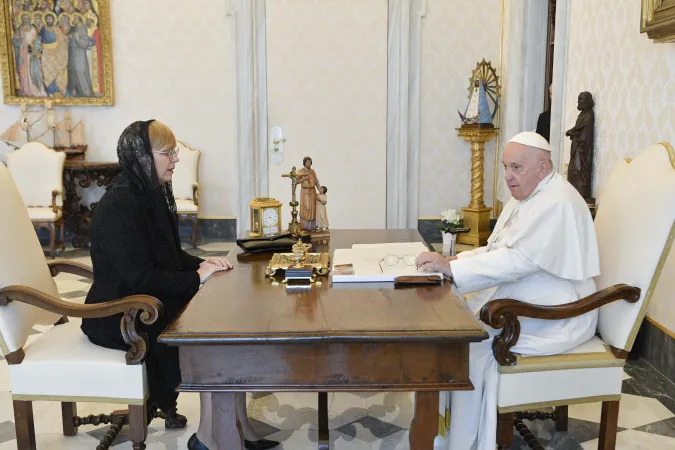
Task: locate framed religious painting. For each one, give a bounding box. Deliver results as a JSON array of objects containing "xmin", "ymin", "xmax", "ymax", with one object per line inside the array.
[
  {"xmin": 0, "ymin": 0, "xmax": 113, "ymax": 106},
  {"xmin": 641, "ymin": 0, "xmax": 675, "ymax": 42}
]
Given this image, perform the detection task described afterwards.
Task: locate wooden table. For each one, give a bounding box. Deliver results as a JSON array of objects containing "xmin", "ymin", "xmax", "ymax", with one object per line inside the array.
[{"xmin": 159, "ymin": 229, "xmax": 488, "ymax": 449}]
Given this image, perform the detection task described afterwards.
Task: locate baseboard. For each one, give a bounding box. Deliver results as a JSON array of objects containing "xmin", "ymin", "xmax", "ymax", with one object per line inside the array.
[
  {"xmin": 633, "ymin": 317, "xmax": 675, "ymax": 384},
  {"xmin": 37, "ymin": 218, "xmax": 238, "ymax": 247}
]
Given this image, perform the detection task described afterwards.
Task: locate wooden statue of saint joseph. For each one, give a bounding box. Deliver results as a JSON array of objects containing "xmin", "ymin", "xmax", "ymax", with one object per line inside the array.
[{"xmin": 296, "ymin": 156, "xmax": 322, "ymax": 231}]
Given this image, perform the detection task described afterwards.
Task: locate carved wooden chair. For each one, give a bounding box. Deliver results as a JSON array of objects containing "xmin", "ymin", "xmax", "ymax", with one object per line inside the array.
[
  {"xmin": 7, "ymin": 142, "xmax": 66, "ymax": 259},
  {"xmin": 480, "ymin": 143, "xmax": 675, "ymax": 450},
  {"xmin": 0, "ymin": 162, "xmax": 162, "ymax": 450},
  {"xmin": 173, "ymin": 141, "xmax": 200, "ymax": 246}
]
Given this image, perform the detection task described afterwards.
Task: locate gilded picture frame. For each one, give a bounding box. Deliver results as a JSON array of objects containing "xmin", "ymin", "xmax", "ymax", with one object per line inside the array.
[
  {"xmin": 641, "ymin": 0, "xmax": 675, "ymax": 43},
  {"xmin": 0, "ymin": 0, "xmax": 113, "ymax": 106}
]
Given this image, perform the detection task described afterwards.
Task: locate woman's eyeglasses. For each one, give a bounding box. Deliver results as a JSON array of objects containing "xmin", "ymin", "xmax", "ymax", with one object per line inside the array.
[
  {"xmin": 153, "ymin": 147, "xmax": 180, "ymax": 159},
  {"xmin": 379, "ymin": 254, "xmax": 416, "ymax": 273}
]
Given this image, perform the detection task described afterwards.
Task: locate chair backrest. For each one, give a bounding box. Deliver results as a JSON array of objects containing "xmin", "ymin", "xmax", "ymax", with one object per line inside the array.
[
  {"xmin": 0, "ymin": 163, "xmax": 61, "ymax": 355},
  {"xmin": 596, "ymin": 143, "xmax": 675, "ymax": 352},
  {"xmin": 172, "ymin": 141, "xmax": 200, "ymax": 201},
  {"xmin": 6, "ymin": 142, "xmax": 65, "ymax": 208}
]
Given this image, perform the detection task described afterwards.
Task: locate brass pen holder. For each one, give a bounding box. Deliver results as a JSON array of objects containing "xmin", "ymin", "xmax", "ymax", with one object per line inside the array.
[{"xmin": 265, "ymin": 239, "xmax": 330, "ymax": 281}]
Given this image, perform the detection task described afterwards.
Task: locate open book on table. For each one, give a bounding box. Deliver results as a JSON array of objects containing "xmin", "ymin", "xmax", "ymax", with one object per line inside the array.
[{"xmin": 331, "ymin": 242, "xmax": 445, "ymax": 283}]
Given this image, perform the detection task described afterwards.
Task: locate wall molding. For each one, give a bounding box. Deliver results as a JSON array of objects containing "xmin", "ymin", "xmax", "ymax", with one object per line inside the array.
[
  {"xmin": 386, "ymin": 0, "xmax": 426, "ymax": 229},
  {"xmin": 230, "ymin": 0, "xmax": 268, "ymax": 235},
  {"xmin": 550, "ymin": 0, "xmax": 572, "ymax": 174}
]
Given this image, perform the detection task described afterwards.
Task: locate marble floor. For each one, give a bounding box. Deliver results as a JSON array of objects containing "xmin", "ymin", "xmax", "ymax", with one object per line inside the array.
[{"xmin": 3, "ymin": 242, "xmax": 675, "ymax": 449}]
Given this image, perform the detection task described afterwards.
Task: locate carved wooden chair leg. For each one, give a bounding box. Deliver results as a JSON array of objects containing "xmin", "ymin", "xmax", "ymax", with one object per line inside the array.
[
  {"xmin": 191, "ymin": 216, "xmax": 198, "ymax": 247},
  {"xmin": 496, "ymin": 412, "xmax": 514, "ymax": 450},
  {"xmin": 61, "ymin": 402, "xmax": 77, "ymax": 436},
  {"xmin": 555, "ymin": 405, "xmax": 569, "ymax": 431},
  {"xmin": 598, "ymin": 400, "xmax": 620, "ymax": 450},
  {"xmin": 49, "ymin": 222, "xmax": 56, "ymax": 259},
  {"xmin": 128, "ymin": 403, "xmax": 148, "ymax": 450},
  {"xmin": 13, "ymin": 400, "xmax": 37, "ymax": 450},
  {"xmin": 96, "ymin": 412, "xmax": 127, "ymax": 450}
]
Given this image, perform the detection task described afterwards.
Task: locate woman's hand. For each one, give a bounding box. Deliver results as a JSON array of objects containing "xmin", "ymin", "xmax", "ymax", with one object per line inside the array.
[
  {"xmin": 200, "ymin": 258, "xmax": 233, "ymax": 270},
  {"xmin": 415, "ymin": 251, "xmax": 453, "ymax": 278},
  {"xmin": 197, "ymin": 262, "xmax": 230, "ymax": 284}
]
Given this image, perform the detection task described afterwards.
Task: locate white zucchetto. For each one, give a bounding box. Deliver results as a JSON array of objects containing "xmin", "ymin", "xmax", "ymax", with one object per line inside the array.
[{"xmin": 508, "ymin": 131, "xmax": 552, "ymax": 152}]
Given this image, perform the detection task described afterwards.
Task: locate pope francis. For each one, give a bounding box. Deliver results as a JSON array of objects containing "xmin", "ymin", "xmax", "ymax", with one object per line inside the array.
[{"xmin": 416, "ymin": 131, "xmax": 600, "ymax": 450}]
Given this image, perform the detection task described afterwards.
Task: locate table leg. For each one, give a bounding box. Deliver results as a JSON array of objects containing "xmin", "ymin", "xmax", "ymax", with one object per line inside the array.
[
  {"xmin": 212, "ymin": 392, "xmax": 243, "ymax": 450},
  {"xmin": 318, "ymin": 392, "xmax": 329, "ymax": 450},
  {"xmin": 409, "ymin": 391, "xmax": 439, "ymax": 450}
]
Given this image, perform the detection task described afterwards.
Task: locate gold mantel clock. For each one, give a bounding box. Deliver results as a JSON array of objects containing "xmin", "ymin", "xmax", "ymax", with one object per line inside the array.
[{"xmin": 249, "ymin": 197, "xmax": 283, "ymax": 237}]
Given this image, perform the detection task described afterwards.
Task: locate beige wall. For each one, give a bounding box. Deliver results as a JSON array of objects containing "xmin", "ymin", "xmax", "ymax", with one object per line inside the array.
[
  {"xmin": 419, "ymin": 0, "xmax": 502, "ymax": 217},
  {"xmin": 564, "ymin": 0, "xmax": 675, "ymax": 333},
  {"xmin": 0, "ymin": 0, "xmax": 238, "ymax": 218}
]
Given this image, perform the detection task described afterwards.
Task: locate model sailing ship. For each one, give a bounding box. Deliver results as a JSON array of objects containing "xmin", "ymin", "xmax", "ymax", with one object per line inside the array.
[{"xmin": 0, "ymin": 100, "xmax": 87, "ymax": 160}]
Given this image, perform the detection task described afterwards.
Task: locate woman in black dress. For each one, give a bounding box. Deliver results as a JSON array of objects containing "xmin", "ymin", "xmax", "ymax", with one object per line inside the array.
[{"xmin": 81, "ymin": 120, "xmax": 231, "ymax": 428}]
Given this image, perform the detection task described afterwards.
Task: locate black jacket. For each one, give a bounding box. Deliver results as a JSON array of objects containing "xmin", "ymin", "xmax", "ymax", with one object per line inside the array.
[{"xmin": 81, "ymin": 172, "xmax": 203, "ymax": 349}]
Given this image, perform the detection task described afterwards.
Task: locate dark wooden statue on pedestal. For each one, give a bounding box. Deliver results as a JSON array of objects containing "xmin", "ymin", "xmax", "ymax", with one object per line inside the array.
[{"xmin": 566, "ymin": 91, "xmax": 595, "ymax": 204}]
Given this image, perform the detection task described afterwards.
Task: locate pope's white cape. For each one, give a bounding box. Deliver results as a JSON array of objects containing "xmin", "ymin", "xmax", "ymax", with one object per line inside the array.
[{"xmin": 497, "ymin": 173, "xmax": 600, "ymax": 281}]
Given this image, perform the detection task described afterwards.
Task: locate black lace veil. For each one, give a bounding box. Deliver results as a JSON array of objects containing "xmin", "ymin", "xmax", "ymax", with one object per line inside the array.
[{"xmin": 114, "ymin": 120, "xmax": 177, "ymax": 214}]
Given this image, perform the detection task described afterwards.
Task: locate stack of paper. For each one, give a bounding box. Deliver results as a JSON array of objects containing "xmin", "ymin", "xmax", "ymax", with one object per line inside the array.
[{"xmin": 331, "ymin": 242, "xmax": 444, "ymax": 283}]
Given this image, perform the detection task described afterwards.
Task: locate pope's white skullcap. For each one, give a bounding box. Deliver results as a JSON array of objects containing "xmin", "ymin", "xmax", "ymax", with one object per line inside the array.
[{"xmin": 508, "ymin": 131, "xmax": 551, "ymax": 152}]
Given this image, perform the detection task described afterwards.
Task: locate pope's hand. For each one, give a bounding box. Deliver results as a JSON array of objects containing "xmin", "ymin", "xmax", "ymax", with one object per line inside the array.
[
  {"xmin": 415, "ymin": 251, "xmax": 453, "ymax": 278},
  {"xmin": 200, "ymin": 258, "xmax": 233, "ymax": 270}
]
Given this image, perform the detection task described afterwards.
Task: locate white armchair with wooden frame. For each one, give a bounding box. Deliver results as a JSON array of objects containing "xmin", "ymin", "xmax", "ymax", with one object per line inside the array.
[
  {"xmin": 480, "ymin": 143, "xmax": 675, "ymax": 449},
  {"xmin": 0, "ymin": 162, "xmax": 162, "ymax": 450},
  {"xmin": 6, "ymin": 142, "xmax": 66, "ymax": 259},
  {"xmin": 172, "ymin": 141, "xmax": 200, "ymax": 246}
]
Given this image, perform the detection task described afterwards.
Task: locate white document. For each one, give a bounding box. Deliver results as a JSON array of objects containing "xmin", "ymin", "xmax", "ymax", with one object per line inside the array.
[{"xmin": 331, "ymin": 242, "xmax": 444, "ymax": 283}]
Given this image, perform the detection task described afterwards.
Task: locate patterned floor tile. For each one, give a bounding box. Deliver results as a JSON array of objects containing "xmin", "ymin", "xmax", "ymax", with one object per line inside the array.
[
  {"xmin": 581, "ymin": 429, "xmax": 675, "ymax": 449},
  {"xmin": 365, "ymin": 392, "xmax": 414, "ymax": 429},
  {"xmin": 336, "ymin": 416, "xmax": 405, "ymax": 442},
  {"xmin": 87, "ymin": 424, "xmax": 159, "ymax": 446},
  {"xmin": 0, "ymin": 421, "xmax": 15, "ymax": 445},
  {"xmin": 634, "ymin": 416, "xmax": 675, "ymax": 438},
  {"xmin": 569, "ymin": 394, "xmax": 674, "ymax": 429}
]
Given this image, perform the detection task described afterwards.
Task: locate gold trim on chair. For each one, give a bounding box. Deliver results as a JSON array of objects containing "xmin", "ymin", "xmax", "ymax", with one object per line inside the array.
[
  {"xmin": 12, "ymin": 393, "xmax": 149, "ymax": 405},
  {"xmin": 498, "ymin": 345, "xmax": 624, "ymax": 374},
  {"xmin": 498, "ymin": 394, "xmax": 622, "ymax": 414}
]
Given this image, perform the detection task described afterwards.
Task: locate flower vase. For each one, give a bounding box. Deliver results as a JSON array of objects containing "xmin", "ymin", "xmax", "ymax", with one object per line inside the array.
[{"xmin": 442, "ymin": 232, "xmax": 457, "ymax": 256}]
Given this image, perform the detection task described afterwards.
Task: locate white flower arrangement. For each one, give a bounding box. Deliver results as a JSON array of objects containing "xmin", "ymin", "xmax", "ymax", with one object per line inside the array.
[{"xmin": 438, "ymin": 209, "xmax": 462, "ymax": 233}]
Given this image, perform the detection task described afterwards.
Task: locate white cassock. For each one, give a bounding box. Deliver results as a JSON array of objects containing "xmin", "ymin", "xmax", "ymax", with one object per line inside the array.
[{"xmin": 435, "ymin": 172, "xmax": 601, "ymax": 450}]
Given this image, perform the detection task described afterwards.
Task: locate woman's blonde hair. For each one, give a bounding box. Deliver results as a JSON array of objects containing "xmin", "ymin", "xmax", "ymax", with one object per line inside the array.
[{"xmin": 148, "ymin": 121, "xmax": 176, "ymax": 152}]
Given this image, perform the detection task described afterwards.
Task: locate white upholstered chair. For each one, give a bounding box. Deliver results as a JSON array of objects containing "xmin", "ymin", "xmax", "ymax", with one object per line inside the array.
[
  {"xmin": 6, "ymin": 142, "xmax": 66, "ymax": 259},
  {"xmin": 172, "ymin": 141, "xmax": 200, "ymax": 246},
  {"xmin": 0, "ymin": 162, "xmax": 162, "ymax": 450},
  {"xmin": 480, "ymin": 143, "xmax": 675, "ymax": 449}
]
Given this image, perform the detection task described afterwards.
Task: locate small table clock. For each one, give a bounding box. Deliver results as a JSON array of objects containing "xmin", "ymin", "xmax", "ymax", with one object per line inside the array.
[{"xmin": 249, "ymin": 197, "xmax": 283, "ymax": 237}]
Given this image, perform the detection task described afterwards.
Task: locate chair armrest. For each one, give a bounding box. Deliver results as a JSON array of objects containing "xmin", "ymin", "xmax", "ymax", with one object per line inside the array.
[
  {"xmin": 48, "ymin": 259, "xmax": 94, "ymax": 279},
  {"xmin": 192, "ymin": 183, "xmax": 199, "ymax": 207},
  {"xmin": 479, "ymin": 284, "xmax": 641, "ymax": 366},
  {"xmin": 0, "ymin": 286, "xmax": 163, "ymax": 365}
]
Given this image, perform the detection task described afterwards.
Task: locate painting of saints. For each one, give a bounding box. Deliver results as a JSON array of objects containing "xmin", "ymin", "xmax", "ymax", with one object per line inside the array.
[
  {"xmin": 86, "ymin": 16, "xmax": 101, "ymax": 94},
  {"xmin": 32, "ymin": 11, "xmax": 43, "ymax": 32},
  {"xmin": 67, "ymin": 13, "xmax": 93, "ymax": 97},
  {"xmin": 13, "ymin": 12, "xmax": 47, "ymax": 96},
  {"xmin": 2, "ymin": 0, "xmax": 112, "ymax": 104},
  {"xmin": 35, "ymin": 0, "xmax": 53, "ymax": 11},
  {"xmin": 40, "ymin": 11, "xmax": 68, "ymax": 96}
]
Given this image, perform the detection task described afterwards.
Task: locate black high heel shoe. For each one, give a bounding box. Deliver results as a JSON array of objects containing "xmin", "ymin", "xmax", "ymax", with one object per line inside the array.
[
  {"xmin": 188, "ymin": 433, "xmax": 210, "ymax": 450},
  {"xmin": 244, "ymin": 438, "xmax": 280, "ymax": 450},
  {"xmin": 187, "ymin": 433, "xmax": 279, "ymax": 450}
]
